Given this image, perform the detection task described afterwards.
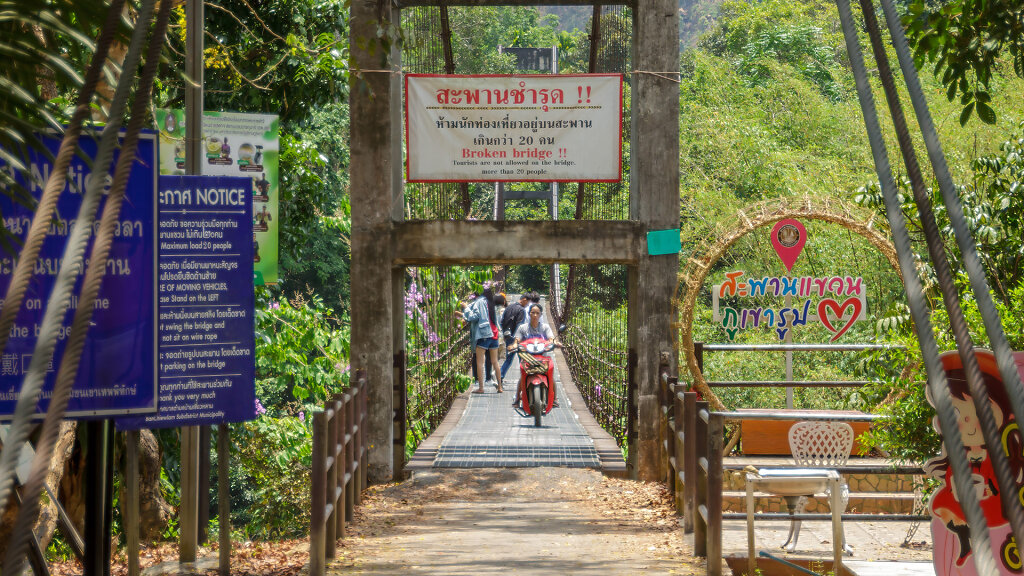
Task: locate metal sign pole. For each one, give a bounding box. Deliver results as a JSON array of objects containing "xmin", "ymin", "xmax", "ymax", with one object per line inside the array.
[
  {"xmin": 126, "ymin": 431, "xmax": 140, "ymax": 576},
  {"xmin": 784, "ymin": 292, "xmax": 793, "ymax": 409},
  {"xmin": 180, "ymin": 0, "xmax": 204, "ymax": 565},
  {"xmin": 83, "ymin": 420, "xmax": 114, "ymax": 576}
]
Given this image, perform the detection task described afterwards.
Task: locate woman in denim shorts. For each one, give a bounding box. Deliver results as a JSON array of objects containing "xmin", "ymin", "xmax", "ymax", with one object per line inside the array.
[{"xmin": 456, "ymin": 287, "xmax": 502, "ymax": 393}]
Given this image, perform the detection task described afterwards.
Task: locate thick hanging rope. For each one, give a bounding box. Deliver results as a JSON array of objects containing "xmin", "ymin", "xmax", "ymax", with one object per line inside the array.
[
  {"xmin": 0, "ymin": 0, "xmax": 160, "ymax": 523},
  {"xmin": 1, "ymin": 0, "xmax": 173, "ymax": 571},
  {"xmin": 0, "ymin": 0, "xmax": 128, "ymax": 517},
  {"xmin": 858, "ymin": 0, "xmax": 1024, "ymax": 555},
  {"xmin": 835, "ymin": 0, "xmax": 998, "ymax": 572},
  {"xmin": 878, "ymin": 0, "xmax": 1024, "ymax": 504}
]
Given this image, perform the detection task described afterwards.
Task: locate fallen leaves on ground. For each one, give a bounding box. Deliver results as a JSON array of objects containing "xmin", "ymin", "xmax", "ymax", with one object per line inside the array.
[{"xmin": 49, "ymin": 538, "xmax": 310, "ymax": 576}]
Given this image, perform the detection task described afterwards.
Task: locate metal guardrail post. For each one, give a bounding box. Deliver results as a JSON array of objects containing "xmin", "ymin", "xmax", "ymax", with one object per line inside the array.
[
  {"xmin": 694, "ymin": 402, "xmax": 708, "ymax": 557},
  {"xmin": 683, "ymin": 392, "xmax": 697, "ymax": 533}
]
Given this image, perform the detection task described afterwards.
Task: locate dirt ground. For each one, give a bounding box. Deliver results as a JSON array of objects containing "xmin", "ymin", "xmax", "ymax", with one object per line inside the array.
[
  {"xmin": 332, "ymin": 467, "xmax": 701, "ymax": 575},
  {"xmin": 49, "ymin": 467, "xmax": 699, "ymax": 576}
]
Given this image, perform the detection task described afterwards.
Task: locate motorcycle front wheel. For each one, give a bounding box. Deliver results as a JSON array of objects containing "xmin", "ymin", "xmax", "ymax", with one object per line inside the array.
[{"xmin": 530, "ymin": 385, "xmax": 544, "ymax": 427}]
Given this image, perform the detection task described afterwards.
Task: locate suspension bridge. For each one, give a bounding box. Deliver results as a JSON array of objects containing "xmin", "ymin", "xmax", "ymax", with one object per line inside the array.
[{"xmin": 1, "ymin": 0, "xmax": 1022, "ymax": 574}]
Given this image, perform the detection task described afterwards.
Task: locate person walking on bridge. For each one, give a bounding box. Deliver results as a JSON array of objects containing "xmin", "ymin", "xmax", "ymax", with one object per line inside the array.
[
  {"xmin": 456, "ymin": 287, "xmax": 503, "ymax": 394},
  {"xmin": 500, "ymin": 294, "xmax": 528, "ymax": 382}
]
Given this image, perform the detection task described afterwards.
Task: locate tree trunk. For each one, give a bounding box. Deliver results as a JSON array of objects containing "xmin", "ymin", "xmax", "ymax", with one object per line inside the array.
[
  {"xmin": 0, "ymin": 422, "xmax": 78, "ymax": 561},
  {"xmin": 31, "ymin": 25, "xmax": 59, "ymax": 101},
  {"xmin": 119, "ymin": 430, "xmax": 172, "ymax": 541}
]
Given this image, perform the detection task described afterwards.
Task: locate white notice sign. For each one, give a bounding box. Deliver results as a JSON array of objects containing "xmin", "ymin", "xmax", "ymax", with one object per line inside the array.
[{"xmin": 405, "ymin": 74, "xmax": 623, "ymax": 183}]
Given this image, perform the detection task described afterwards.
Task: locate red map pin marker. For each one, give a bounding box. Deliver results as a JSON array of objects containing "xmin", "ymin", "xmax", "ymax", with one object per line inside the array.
[{"xmin": 770, "ymin": 219, "xmax": 807, "ymax": 272}]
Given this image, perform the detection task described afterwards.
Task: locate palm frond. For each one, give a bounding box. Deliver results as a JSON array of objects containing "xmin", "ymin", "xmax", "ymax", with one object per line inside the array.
[{"xmin": 0, "ymin": 0, "xmax": 135, "ymax": 245}]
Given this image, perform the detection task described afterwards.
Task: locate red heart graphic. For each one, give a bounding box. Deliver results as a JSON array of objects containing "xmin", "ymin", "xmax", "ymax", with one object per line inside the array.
[{"xmin": 817, "ymin": 297, "xmax": 862, "ymax": 342}]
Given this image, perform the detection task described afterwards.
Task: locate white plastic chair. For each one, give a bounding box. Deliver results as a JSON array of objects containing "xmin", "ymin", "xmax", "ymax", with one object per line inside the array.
[{"xmin": 782, "ymin": 421, "xmax": 854, "ymax": 555}]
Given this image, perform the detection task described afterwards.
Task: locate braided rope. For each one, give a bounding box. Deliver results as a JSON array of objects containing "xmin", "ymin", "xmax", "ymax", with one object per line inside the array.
[
  {"xmin": 0, "ymin": 0, "xmax": 148, "ymax": 522},
  {"xmin": 1, "ymin": 2, "xmax": 173, "ymax": 571}
]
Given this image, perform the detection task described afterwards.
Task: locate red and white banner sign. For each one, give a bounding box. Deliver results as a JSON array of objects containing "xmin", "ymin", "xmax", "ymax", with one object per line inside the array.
[{"xmin": 405, "ymin": 74, "xmax": 623, "ymax": 183}]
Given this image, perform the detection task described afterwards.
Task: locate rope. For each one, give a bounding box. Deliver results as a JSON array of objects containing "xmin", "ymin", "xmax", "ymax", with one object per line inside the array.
[
  {"xmin": 836, "ymin": 0, "xmax": 997, "ymax": 572},
  {"xmin": 2, "ymin": 0, "xmax": 173, "ymax": 569},
  {"xmin": 859, "ymin": 0, "xmax": 1024, "ymax": 552},
  {"xmin": 0, "ymin": 0, "xmax": 151, "ymax": 522},
  {"xmin": 878, "ymin": 0, "xmax": 1024, "ymax": 518}
]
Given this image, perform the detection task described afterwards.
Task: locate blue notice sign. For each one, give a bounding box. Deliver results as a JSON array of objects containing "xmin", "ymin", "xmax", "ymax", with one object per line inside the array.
[
  {"xmin": 0, "ymin": 133, "xmax": 158, "ymax": 418},
  {"xmin": 118, "ymin": 175, "xmax": 255, "ymax": 429}
]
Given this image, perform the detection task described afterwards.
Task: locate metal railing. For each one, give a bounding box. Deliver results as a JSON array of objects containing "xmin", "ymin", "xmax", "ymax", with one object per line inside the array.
[
  {"xmin": 696, "ymin": 342, "xmax": 900, "ymax": 394},
  {"xmin": 664, "ymin": 388, "xmax": 928, "ymax": 576},
  {"xmin": 309, "ymin": 369, "xmax": 369, "ymax": 576}
]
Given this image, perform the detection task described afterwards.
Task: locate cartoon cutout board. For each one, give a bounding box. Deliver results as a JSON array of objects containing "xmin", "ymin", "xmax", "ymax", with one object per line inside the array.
[{"xmin": 926, "ymin": 349, "xmax": 1024, "ymax": 576}]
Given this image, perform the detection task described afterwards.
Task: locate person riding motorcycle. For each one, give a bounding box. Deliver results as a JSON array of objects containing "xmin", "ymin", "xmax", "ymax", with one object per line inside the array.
[{"xmin": 510, "ymin": 304, "xmax": 559, "ymax": 407}]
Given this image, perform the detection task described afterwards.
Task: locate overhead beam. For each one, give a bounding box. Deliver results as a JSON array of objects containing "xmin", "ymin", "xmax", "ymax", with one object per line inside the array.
[{"xmin": 392, "ymin": 220, "xmax": 643, "ymax": 265}]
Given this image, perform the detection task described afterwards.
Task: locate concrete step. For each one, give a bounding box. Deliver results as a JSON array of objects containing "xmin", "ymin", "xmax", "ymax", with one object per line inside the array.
[{"xmin": 722, "ymin": 490, "xmax": 920, "ymax": 515}]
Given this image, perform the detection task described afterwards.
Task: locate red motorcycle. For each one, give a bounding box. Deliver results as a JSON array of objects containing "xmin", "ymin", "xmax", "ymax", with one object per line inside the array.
[{"xmin": 512, "ymin": 337, "xmax": 558, "ymax": 427}]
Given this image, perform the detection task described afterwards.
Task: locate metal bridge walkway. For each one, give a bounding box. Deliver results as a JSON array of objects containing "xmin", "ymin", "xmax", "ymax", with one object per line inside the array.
[{"xmin": 408, "ymin": 348, "xmax": 626, "ymax": 475}]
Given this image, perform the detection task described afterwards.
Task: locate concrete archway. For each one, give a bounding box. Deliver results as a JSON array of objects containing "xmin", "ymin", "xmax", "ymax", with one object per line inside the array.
[{"xmin": 676, "ymin": 196, "xmax": 902, "ymax": 410}]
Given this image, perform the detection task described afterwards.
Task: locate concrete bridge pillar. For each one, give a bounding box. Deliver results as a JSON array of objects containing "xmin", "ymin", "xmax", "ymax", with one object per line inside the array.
[
  {"xmin": 350, "ymin": 0, "xmax": 403, "ymax": 483},
  {"xmin": 628, "ymin": 0, "xmax": 680, "ymax": 481}
]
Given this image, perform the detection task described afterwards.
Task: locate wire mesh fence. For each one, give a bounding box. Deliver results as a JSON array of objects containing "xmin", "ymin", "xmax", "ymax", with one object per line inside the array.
[
  {"xmin": 403, "ymin": 267, "xmax": 473, "ymax": 448},
  {"xmin": 561, "ymin": 268, "xmax": 628, "ymax": 443},
  {"xmin": 557, "ymin": 7, "xmax": 632, "ymax": 447},
  {"xmin": 400, "ymin": 8, "xmax": 479, "ymax": 452}
]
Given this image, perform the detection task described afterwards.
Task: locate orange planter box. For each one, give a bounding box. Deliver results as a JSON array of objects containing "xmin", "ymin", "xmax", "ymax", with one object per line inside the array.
[{"xmin": 738, "ymin": 409, "xmax": 872, "ymax": 456}]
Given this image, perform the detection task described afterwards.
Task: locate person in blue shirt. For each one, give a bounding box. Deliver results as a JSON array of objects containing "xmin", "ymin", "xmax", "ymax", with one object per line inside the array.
[
  {"xmin": 499, "ymin": 294, "xmax": 528, "ymax": 381},
  {"xmin": 455, "ymin": 287, "xmax": 502, "ymax": 394}
]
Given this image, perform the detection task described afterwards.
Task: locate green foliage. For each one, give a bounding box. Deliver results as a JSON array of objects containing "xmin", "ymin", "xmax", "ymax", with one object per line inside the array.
[
  {"xmin": 255, "ymin": 288, "xmax": 350, "ymax": 407},
  {"xmin": 853, "ymin": 122, "xmax": 1024, "ymax": 306},
  {"xmin": 903, "ymin": 0, "xmax": 1024, "ymax": 125},
  {"xmin": 157, "ymin": 0, "xmax": 349, "ymax": 123},
  {"xmin": 209, "ymin": 289, "xmax": 351, "ymax": 538},
  {"xmin": 232, "ymin": 414, "xmax": 313, "ymax": 538},
  {"xmin": 277, "ymin": 102, "xmax": 352, "ymax": 311},
  {"xmin": 0, "ymin": 0, "xmax": 134, "ymax": 247},
  {"xmin": 849, "ymin": 120, "xmax": 1024, "ymax": 463},
  {"xmin": 446, "ymin": 7, "xmax": 562, "ymax": 74},
  {"xmin": 737, "ymin": 22, "xmax": 845, "ymax": 101}
]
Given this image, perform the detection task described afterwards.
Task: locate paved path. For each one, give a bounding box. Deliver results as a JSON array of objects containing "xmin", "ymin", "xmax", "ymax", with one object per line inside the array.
[
  {"xmin": 332, "ymin": 468, "xmax": 695, "ymax": 576},
  {"xmin": 408, "ymin": 343, "xmax": 626, "ymax": 474},
  {"xmin": 433, "ymin": 356, "xmax": 602, "ymax": 468}
]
